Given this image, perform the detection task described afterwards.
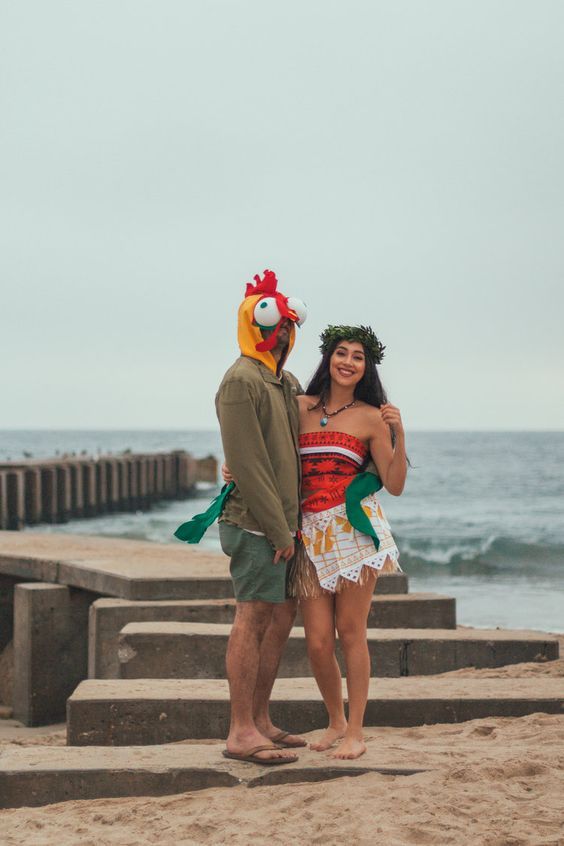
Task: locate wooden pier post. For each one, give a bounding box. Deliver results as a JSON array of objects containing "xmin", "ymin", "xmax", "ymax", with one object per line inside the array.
[
  {"xmin": 117, "ymin": 459, "xmax": 129, "ymax": 509},
  {"xmin": 7, "ymin": 471, "xmax": 25, "ymax": 531},
  {"xmin": 163, "ymin": 454, "xmax": 174, "ymax": 498},
  {"xmin": 69, "ymin": 463, "xmax": 84, "ymax": 519},
  {"xmin": 24, "ymin": 469, "xmax": 42, "ymax": 525},
  {"xmin": 40, "ymin": 468, "xmax": 57, "ymax": 524},
  {"xmin": 81, "ymin": 462, "xmax": 97, "ymax": 517},
  {"xmin": 146, "ymin": 458, "xmax": 156, "ymax": 505},
  {"xmin": 95, "ymin": 461, "xmax": 108, "ymax": 515},
  {"xmin": 127, "ymin": 459, "xmax": 140, "ymax": 510},
  {"xmin": 138, "ymin": 458, "xmax": 149, "ymax": 509},
  {"xmin": 155, "ymin": 456, "xmax": 164, "ymax": 498},
  {"xmin": 105, "ymin": 460, "xmax": 120, "ymax": 513},
  {"xmin": 55, "ymin": 465, "xmax": 72, "ymax": 523},
  {"xmin": 196, "ymin": 455, "xmax": 218, "ymax": 484},
  {"xmin": 0, "ymin": 471, "xmax": 9, "ymax": 531},
  {"xmin": 177, "ymin": 453, "xmax": 197, "ymax": 497}
]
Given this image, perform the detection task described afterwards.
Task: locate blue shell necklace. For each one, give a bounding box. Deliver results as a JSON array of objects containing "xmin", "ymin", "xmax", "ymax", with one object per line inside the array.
[{"xmin": 320, "ymin": 400, "xmax": 357, "ymax": 427}]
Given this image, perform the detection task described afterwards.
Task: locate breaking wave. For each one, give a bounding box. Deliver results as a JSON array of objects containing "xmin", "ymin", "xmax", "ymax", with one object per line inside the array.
[{"xmin": 397, "ymin": 535, "xmax": 564, "ymax": 575}]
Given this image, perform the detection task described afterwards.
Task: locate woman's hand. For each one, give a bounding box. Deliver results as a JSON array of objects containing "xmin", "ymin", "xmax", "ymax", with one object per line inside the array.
[
  {"xmin": 221, "ymin": 463, "xmax": 234, "ymax": 483},
  {"xmin": 380, "ymin": 403, "xmax": 404, "ymax": 438},
  {"xmin": 368, "ymin": 404, "xmax": 407, "ymax": 496}
]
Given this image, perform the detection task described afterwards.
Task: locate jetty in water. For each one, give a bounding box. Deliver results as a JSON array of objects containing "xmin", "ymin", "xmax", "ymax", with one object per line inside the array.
[{"xmin": 0, "ymin": 450, "xmax": 217, "ymax": 531}]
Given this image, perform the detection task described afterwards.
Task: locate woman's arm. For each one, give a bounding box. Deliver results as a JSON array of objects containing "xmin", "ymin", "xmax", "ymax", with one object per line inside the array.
[{"xmin": 368, "ymin": 404, "xmax": 407, "ymax": 496}]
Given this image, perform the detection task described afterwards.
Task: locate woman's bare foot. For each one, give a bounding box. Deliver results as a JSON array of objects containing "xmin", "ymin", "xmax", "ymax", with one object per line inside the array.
[
  {"xmin": 310, "ymin": 722, "xmax": 347, "ymax": 752},
  {"xmin": 330, "ymin": 734, "xmax": 367, "ymax": 760}
]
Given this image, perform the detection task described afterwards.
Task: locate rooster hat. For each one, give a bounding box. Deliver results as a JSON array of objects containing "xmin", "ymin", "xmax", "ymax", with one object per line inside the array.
[{"xmin": 237, "ymin": 269, "xmax": 307, "ymax": 373}]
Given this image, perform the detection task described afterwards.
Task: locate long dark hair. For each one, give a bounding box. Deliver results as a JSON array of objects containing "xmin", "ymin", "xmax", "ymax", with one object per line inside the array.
[{"xmin": 305, "ymin": 339, "xmax": 388, "ymax": 408}]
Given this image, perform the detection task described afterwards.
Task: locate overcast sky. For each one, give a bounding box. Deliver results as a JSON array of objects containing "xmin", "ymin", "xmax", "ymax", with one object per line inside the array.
[{"xmin": 2, "ymin": 0, "xmax": 563, "ymax": 430}]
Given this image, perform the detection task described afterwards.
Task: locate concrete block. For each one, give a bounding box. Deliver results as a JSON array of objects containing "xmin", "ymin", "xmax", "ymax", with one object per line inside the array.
[
  {"xmin": 0, "ymin": 552, "xmax": 58, "ymax": 583},
  {"xmin": 89, "ymin": 592, "xmax": 455, "ymax": 680},
  {"xmin": 375, "ymin": 572, "xmax": 407, "ymax": 594},
  {"xmin": 0, "ymin": 743, "xmax": 424, "ymax": 809},
  {"xmin": 116, "ymin": 623, "xmax": 559, "ymax": 681},
  {"xmin": 366, "ymin": 592, "xmax": 455, "ymax": 629},
  {"xmin": 67, "ymin": 676, "xmax": 564, "ymax": 745},
  {"xmin": 89, "ymin": 598, "xmax": 237, "ymax": 679},
  {"xmin": 406, "ymin": 633, "xmax": 558, "ymax": 675},
  {"xmin": 0, "ymin": 533, "xmax": 406, "ymax": 600},
  {"xmin": 13, "ymin": 583, "xmax": 95, "ymax": 726}
]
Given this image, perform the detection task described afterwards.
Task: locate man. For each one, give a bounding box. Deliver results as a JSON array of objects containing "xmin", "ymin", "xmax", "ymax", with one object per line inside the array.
[{"xmin": 216, "ymin": 269, "xmax": 307, "ymax": 765}]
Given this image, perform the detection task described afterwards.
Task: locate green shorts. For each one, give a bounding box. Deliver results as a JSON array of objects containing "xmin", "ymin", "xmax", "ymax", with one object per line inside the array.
[{"xmin": 219, "ymin": 521, "xmax": 290, "ymax": 604}]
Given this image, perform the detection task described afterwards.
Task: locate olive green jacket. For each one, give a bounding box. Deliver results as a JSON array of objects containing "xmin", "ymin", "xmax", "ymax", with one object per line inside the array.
[{"xmin": 215, "ymin": 356, "xmax": 302, "ymax": 550}]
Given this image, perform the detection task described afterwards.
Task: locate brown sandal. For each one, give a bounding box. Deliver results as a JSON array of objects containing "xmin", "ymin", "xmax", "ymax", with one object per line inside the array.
[{"xmin": 222, "ymin": 744, "xmax": 298, "ymax": 765}]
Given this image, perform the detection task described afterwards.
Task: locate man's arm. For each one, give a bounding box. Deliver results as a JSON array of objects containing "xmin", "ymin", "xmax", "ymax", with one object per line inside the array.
[{"xmin": 216, "ymin": 380, "xmax": 294, "ymax": 550}]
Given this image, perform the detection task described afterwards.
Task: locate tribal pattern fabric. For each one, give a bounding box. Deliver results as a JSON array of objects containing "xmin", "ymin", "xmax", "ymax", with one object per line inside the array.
[
  {"xmin": 300, "ymin": 431, "xmax": 369, "ymax": 513},
  {"xmin": 297, "ymin": 431, "xmax": 401, "ymax": 594}
]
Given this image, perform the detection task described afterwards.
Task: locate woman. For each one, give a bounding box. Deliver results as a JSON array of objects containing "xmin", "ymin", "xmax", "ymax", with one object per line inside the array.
[{"xmin": 288, "ymin": 324, "xmax": 406, "ymax": 760}]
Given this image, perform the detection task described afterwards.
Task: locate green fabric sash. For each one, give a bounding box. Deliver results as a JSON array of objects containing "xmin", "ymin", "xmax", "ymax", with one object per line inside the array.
[
  {"xmin": 345, "ymin": 471, "xmax": 383, "ymax": 550},
  {"xmin": 174, "ymin": 482, "xmax": 235, "ymax": 544},
  {"xmin": 174, "ymin": 472, "xmax": 382, "ymax": 547}
]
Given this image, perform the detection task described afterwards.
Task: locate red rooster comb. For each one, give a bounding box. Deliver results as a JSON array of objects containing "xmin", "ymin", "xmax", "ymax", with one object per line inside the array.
[{"xmin": 245, "ymin": 269, "xmax": 278, "ymax": 298}]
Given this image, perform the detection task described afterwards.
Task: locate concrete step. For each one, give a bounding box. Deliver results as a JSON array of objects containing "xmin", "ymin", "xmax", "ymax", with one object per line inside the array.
[
  {"xmin": 0, "ymin": 742, "xmax": 425, "ymax": 809},
  {"xmin": 116, "ymin": 623, "xmax": 558, "ymax": 680},
  {"xmin": 90, "ymin": 592, "xmax": 456, "ymax": 679},
  {"xmin": 0, "ymin": 533, "xmax": 407, "ymax": 599},
  {"xmin": 67, "ymin": 676, "xmax": 564, "ymax": 745}
]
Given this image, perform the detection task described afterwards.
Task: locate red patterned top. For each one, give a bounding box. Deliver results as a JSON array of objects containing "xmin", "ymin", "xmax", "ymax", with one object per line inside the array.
[{"xmin": 299, "ymin": 431, "xmax": 369, "ymax": 513}]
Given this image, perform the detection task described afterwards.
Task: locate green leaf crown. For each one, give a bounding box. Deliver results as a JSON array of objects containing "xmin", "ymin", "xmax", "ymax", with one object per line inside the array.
[{"xmin": 319, "ymin": 325, "xmax": 386, "ymax": 364}]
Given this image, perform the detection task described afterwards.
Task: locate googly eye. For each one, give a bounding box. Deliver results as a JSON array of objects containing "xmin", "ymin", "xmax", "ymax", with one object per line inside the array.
[
  {"xmin": 286, "ymin": 297, "xmax": 307, "ymax": 327},
  {"xmin": 253, "ymin": 297, "xmax": 282, "ymax": 328}
]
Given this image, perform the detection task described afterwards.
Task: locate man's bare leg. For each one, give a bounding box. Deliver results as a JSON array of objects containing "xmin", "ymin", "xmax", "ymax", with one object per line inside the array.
[
  {"xmin": 253, "ymin": 598, "xmax": 306, "ymax": 746},
  {"xmin": 226, "ymin": 600, "xmax": 298, "ymax": 761}
]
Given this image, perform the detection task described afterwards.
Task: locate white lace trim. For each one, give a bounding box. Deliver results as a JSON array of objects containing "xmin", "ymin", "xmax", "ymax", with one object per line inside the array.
[{"xmin": 318, "ymin": 547, "xmax": 401, "ymax": 592}]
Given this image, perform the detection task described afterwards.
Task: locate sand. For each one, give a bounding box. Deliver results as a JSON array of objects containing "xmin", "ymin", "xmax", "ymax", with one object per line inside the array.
[{"xmin": 1, "ymin": 644, "xmax": 563, "ymax": 845}]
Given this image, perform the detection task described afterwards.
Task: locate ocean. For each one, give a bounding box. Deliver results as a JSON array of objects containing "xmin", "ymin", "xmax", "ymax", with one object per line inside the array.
[{"xmin": 1, "ymin": 430, "xmax": 563, "ymax": 633}]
